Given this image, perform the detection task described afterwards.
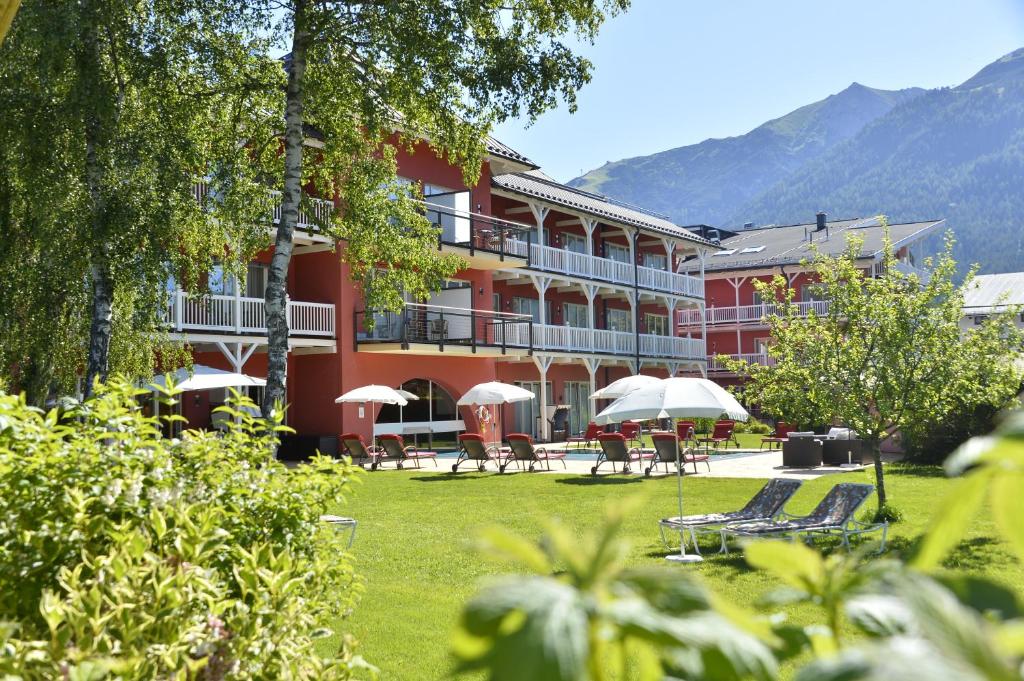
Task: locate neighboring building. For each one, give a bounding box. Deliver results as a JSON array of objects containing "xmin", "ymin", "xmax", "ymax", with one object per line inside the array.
[
  {"xmin": 164, "ymin": 136, "xmax": 716, "ymax": 450},
  {"xmin": 962, "ymin": 272, "xmax": 1024, "ymax": 331},
  {"xmin": 677, "ymin": 213, "xmax": 945, "ymax": 387}
]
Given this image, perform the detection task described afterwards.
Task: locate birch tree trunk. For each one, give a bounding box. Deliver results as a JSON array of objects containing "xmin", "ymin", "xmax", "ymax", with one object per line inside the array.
[
  {"xmin": 262, "ymin": 2, "xmax": 308, "ymax": 419},
  {"xmin": 870, "ymin": 437, "xmax": 887, "ymax": 507}
]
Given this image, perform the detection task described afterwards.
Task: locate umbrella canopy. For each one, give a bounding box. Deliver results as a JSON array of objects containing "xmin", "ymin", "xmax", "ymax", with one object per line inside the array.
[
  {"xmin": 595, "ymin": 377, "xmax": 748, "ymax": 425},
  {"xmin": 334, "ymin": 384, "xmax": 408, "ymax": 406},
  {"xmin": 396, "ymin": 389, "xmax": 420, "ymax": 401},
  {"xmin": 149, "ymin": 365, "xmax": 266, "ymax": 391},
  {"xmin": 457, "ymin": 381, "xmax": 534, "ymax": 406},
  {"xmin": 589, "ymin": 374, "xmax": 661, "ymax": 400}
]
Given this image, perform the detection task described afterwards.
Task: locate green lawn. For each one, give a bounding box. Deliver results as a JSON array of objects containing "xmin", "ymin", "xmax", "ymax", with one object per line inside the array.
[{"xmin": 326, "ymin": 465, "xmax": 1024, "ymax": 679}]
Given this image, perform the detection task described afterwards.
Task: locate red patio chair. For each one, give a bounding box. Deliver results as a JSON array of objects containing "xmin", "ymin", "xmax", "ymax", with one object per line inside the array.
[
  {"xmin": 650, "ymin": 433, "xmax": 710, "ymax": 475},
  {"xmin": 676, "ymin": 420, "xmax": 697, "ymax": 443},
  {"xmin": 620, "ymin": 420, "xmax": 642, "ymax": 447},
  {"xmin": 566, "ymin": 422, "xmax": 603, "ymax": 449},
  {"xmin": 502, "ymin": 433, "xmax": 567, "ymax": 473},
  {"xmin": 375, "ymin": 434, "xmax": 438, "ymax": 470},
  {"xmin": 452, "ymin": 433, "xmax": 501, "ymax": 473},
  {"xmin": 339, "ymin": 432, "xmax": 378, "ymax": 467},
  {"xmin": 593, "ymin": 433, "xmax": 654, "ymax": 475},
  {"xmin": 697, "ymin": 420, "xmax": 740, "ymax": 449},
  {"xmin": 760, "ymin": 422, "xmax": 795, "ymax": 450}
]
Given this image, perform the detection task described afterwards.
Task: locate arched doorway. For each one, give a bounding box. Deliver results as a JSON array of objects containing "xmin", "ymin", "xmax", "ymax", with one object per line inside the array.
[{"xmin": 376, "ymin": 379, "xmax": 464, "ymax": 451}]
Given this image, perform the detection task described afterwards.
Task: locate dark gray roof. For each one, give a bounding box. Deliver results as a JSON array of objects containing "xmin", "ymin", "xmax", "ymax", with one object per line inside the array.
[
  {"xmin": 963, "ymin": 272, "xmax": 1024, "ymax": 313},
  {"xmin": 491, "ymin": 172, "xmax": 714, "ymax": 245},
  {"xmin": 700, "ymin": 216, "xmax": 944, "ymax": 271},
  {"xmin": 485, "ymin": 137, "xmax": 538, "ymax": 170}
]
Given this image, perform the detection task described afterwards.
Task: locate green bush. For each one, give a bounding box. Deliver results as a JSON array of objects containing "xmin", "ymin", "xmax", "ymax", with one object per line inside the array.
[
  {"xmin": 0, "ymin": 379, "xmax": 369, "ymax": 679},
  {"xmin": 734, "ymin": 419, "xmax": 773, "ymax": 435}
]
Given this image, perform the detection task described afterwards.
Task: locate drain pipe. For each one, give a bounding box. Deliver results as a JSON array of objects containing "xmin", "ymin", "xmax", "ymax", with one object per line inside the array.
[{"xmin": 633, "ymin": 227, "xmax": 641, "ymax": 372}]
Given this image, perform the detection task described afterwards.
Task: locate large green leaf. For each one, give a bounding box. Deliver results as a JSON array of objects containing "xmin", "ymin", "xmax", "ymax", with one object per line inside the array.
[
  {"xmin": 911, "ymin": 470, "xmax": 993, "ymax": 570},
  {"xmin": 991, "ymin": 471, "xmax": 1024, "ymax": 564},
  {"xmin": 936, "ymin": 574, "xmax": 1024, "ymax": 620}
]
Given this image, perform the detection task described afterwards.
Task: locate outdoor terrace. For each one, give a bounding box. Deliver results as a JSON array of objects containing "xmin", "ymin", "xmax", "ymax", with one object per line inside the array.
[
  {"xmin": 678, "ymin": 300, "xmax": 831, "ymax": 327},
  {"xmin": 706, "ymin": 352, "xmax": 776, "ymax": 372},
  {"xmin": 163, "ymin": 289, "xmax": 336, "ymax": 338}
]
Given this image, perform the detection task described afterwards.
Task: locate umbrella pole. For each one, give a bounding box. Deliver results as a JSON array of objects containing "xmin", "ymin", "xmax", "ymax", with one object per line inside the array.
[{"xmin": 667, "ymin": 419, "xmax": 702, "ymax": 564}]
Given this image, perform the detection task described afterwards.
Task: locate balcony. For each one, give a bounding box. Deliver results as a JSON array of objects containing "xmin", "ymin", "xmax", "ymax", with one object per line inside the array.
[
  {"xmin": 355, "ymin": 303, "xmax": 533, "ymax": 357},
  {"xmin": 502, "ymin": 241, "xmax": 703, "ymax": 299},
  {"xmin": 678, "ymin": 300, "xmax": 831, "ymax": 327},
  {"xmin": 500, "ymin": 323, "xmax": 705, "ymax": 361},
  {"xmin": 192, "ymin": 182, "xmax": 334, "ymax": 234},
  {"xmin": 707, "ymin": 353, "xmax": 776, "ymax": 372},
  {"xmin": 422, "ymin": 201, "xmax": 532, "ymax": 271},
  {"xmin": 163, "ymin": 290, "xmax": 335, "ymax": 338}
]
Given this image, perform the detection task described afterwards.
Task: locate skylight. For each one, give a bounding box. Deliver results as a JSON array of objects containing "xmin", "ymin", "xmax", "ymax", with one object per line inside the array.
[
  {"xmin": 713, "ymin": 249, "xmax": 737, "ymax": 256},
  {"xmin": 739, "ymin": 246, "xmax": 766, "ymax": 254}
]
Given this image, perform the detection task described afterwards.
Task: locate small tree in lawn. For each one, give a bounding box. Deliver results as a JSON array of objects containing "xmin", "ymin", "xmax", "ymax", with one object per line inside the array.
[{"xmin": 730, "ymin": 230, "xmax": 1022, "ymax": 517}]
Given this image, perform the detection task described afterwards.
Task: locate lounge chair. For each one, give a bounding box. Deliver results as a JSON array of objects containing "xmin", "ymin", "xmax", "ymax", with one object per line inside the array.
[
  {"xmin": 339, "ymin": 432, "xmax": 378, "ymax": 467},
  {"xmin": 697, "ymin": 419, "xmax": 740, "ymax": 449},
  {"xmin": 676, "ymin": 420, "xmax": 697, "ymax": 444},
  {"xmin": 374, "ymin": 434, "xmax": 438, "ymax": 470},
  {"xmin": 567, "ymin": 422, "xmax": 603, "ymax": 450},
  {"xmin": 648, "ymin": 432, "xmax": 710, "ymax": 476},
  {"xmin": 658, "ymin": 478, "xmax": 803, "ymax": 554},
  {"xmin": 620, "ymin": 420, "xmax": 643, "ymax": 447},
  {"xmin": 592, "ymin": 433, "xmax": 655, "ymax": 475},
  {"xmin": 452, "ymin": 433, "xmax": 500, "ymax": 473},
  {"xmin": 502, "ymin": 433, "xmax": 567, "ymax": 473},
  {"xmin": 721, "ymin": 482, "xmax": 888, "ymax": 553},
  {"xmin": 760, "ymin": 422, "xmax": 794, "ymax": 450}
]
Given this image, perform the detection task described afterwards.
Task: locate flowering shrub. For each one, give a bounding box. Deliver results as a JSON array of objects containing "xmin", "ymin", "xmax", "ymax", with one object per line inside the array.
[{"xmin": 0, "ymin": 379, "xmax": 368, "ymax": 679}]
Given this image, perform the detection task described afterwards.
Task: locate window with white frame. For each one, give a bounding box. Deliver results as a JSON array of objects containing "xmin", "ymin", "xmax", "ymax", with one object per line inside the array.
[
  {"xmin": 642, "ymin": 253, "xmax": 668, "ymax": 270},
  {"xmin": 605, "ymin": 243, "xmax": 631, "ymax": 263},
  {"xmin": 562, "ymin": 232, "xmax": 587, "ymax": 254},
  {"xmin": 606, "ymin": 308, "xmax": 633, "ymax": 332},
  {"xmin": 512, "ymin": 296, "xmax": 552, "ymax": 324},
  {"xmin": 563, "ymin": 302, "xmax": 589, "ymax": 328},
  {"xmin": 644, "ymin": 313, "xmax": 669, "ymax": 336}
]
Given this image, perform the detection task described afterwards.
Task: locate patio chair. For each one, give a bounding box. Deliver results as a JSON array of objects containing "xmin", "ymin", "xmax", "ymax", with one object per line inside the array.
[
  {"xmin": 452, "ymin": 433, "xmax": 500, "ymax": 473},
  {"xmin": 658, "ymin": 478, "xmax": 803, "ymax": 554},
  {"xmin": 721, "ymin": 482, "xmax": 888, "ymax": 553},
  {"xmin": 502, "ymin": 433, "xmax": 567, "ymax": 473},
  {"xmin": 339, "ymin": 432, "xmax": 378, "ymax": 467},
  {"xmin": 760, "ymin": 422, "xmax": 795, "ymax": 450},
  {"xmin": 566, "ymin": 422, "xmax": 603, "ymax": 450},
  {"xmin": 374, "ymin": 434, "xmax": 439, "ymax": 470},
  {"xmin": 592, "ymin": 433, "xmax": 655, "ymax": 475},
  {"xmin": 620, "ymin": 420, "xmax": 643, "ymax": 447},
  {"xmin": 676, "ymin": 420, "xmax": 697, "ymax": 444},
  {"xmin": 697, "ymin": 420, "xmax": 740, "ymax": 449},
  {"xmin": 648, "ymin": 432, "xmax": 710, "ymax": 476}
]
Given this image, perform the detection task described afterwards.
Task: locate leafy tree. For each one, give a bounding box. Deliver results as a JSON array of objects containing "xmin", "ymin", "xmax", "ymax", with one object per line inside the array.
[
  {"xmin": 0, "ymin": 0, "xmax": 281, "ymax": 400},
  {"xmin": 254, "ymin": 0, "xmax": 630, "ymax": 415},
  {"xmin": 726, "ymin": 232, "xmax": 1022, "ymax": 514}
]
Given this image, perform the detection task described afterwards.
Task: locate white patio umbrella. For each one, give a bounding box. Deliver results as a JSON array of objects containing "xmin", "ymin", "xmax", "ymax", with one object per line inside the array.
[
  {"xmin": 589, "ymin": 374, "xmax": 661, "ymax": 401},
  {"xmin": 335, "ymin": 385, "xmax": 409, "ymax": 442},
  {"xmin": 595, "ymin": 377, "xmax": 749, "ymax": 564},
  {"xmin": 457, "ymin": 381, "xmax": 535, "ymax": 446},
  {"xmin": 149, "ymin": 364, "xmax": 266, "ymax": 391}
]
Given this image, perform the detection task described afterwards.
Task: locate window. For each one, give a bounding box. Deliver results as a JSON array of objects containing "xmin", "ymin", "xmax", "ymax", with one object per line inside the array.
[
  {"xmin": 605, "ymin": 243, "xmax": 631, "ymax": 263},
  {"xmin": 800, "ymin": 283, "xmax": 827, "ymax": 302},
  {"xmin": 207, "ymin": 264, "xmax": 236, "ymax": 296},
  {"xmin": 563, "ymin": 302, "xmax": 588, "ymax": 328},
  {"xmin": 644, "ymin": 313, "xmax": 669, "ymax": 336},
  {"xmin": 739, "ymin": 246, "xmax": 766, "ymax": 254},
  {"xmin": 712, "ymin": 249, "xmax": 738, "ymax": 256},
  {"xmin": 562, "ymin": 233, "xmax": 587, "ymax": 254},
  {"xmin": 606, "ymin": 308, "xmax": 633, "ymax": 332},
  {"xmin": 754, "ymin": 337, "xmax": 771, "ymax": 354},
  {"xmin": 492, "ymin": 293, "xmax": 501, "ymax": 313},
  {"xmin": 642, "ymin": 253, "xmax": 668, "ymax": 270},
  {"xmin": 245, "ymin": 263, "xmax": 268, "ymax": 298},
  {"xmin": 512, "ymin": 297, "xmax": 552, "ymax": 324}
]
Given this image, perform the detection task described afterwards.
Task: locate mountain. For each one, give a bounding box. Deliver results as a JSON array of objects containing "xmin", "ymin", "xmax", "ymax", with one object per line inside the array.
[
  {"xmin": 568, "ymin": 47, "xmax": 1024, "ymax": 274},
  {"xmin": 736, "ymin": 48, "xmax": 1024, "ymax": 274},
  {"xmin": 568, "ymin": 83, "xmax": 924, "ymax": 225}
]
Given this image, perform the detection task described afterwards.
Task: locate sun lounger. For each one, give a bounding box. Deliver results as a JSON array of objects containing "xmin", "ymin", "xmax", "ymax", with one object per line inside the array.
[
  {"xmin": 648, "ymin": 432, "xmax": 710, "ymax": 476},
  {"xmin": 658, "ymin": 478, "xmax": 802, "ymax": 554},
  {"xmin": 592, "ymin": 433, "xmax": 654, "ymax": 475},
  {"xmin": 452, "ymin": 433, "xmax": 501, "ymax": 473},
  {"xmin": 697, "ymin": 419, "xmax": 740, "ymax": 449},
  {"xmin": 566, "ymin": 422, "xmax": 603, "ymax": 450},
  {"xmin": 760, "ymin": 421, "xmax": 794, "ymax": 450},
  {"xmin": 339, "ymin": 432, "xmax": 378, "ymax": 467},
  {"xmin": 620, "ymin": 421, "xmax": 643, "ymax": 447},
  {"xmin": 502, "ymin": 433, "xmax": 567, "ymax": 473},
  {"xmin": 374, "ymin": 434, "xmax": 438, "ymax": 470},
  {"xmin": 721, "ymin": 482, "xmax": 887, "ymax": 552},
  {"xmin": 676, "ymin": 420, "xmax": 697, "ymax": 444}
]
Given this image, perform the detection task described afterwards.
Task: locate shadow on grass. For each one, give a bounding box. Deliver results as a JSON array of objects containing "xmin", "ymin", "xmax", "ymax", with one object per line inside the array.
[
  {"xmin": 942, "ymin": 536, "xmax": 1008, "ymax": 571},
  {"xmin": 409, "ymin": 473, "xmax": 495, "ymax": 483},
  {"xmin": 556, "ymin": 475, "xmax": 645, "ymax": 486},
  {"xmin": 886, "ymin": 463, "xmax": 948, "ymax": 478}
]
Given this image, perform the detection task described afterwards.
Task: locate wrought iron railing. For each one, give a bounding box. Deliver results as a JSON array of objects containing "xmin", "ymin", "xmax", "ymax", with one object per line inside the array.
[{"xmin": 419, "ymin": 200, "xmax": 533, "ymax": 264}]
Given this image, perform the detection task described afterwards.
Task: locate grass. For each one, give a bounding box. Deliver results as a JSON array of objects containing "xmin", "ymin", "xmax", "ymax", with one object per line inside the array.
[{"xmin": 326, "ymin": 464, "xmax": 1024, "ymax": 679}]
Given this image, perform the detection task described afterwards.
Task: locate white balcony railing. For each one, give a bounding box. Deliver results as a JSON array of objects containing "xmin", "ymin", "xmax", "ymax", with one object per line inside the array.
[
  {"xmin": 192, "ymin": 182, "xmax": 333, "ymax": 231},
  {"xmin": 501, "ymin": 322, "xmax": 703, "ymax": 361},
  {"xmin": 163, "ymin": 290, "xmax": 335, "ymax": 337},
  {"xmin": 706, "ymin": 353, "xmax": 776, "ymax": 372},
  {"xmin": 678, "ymin": 300, "xmax": 831, "ymax": 327},
  {"xmin": 506, "ymin": 242, "xmax": 702, "ymax": 299}
]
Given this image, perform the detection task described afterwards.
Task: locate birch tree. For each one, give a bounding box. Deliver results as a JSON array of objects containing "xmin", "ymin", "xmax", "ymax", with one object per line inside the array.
[
  {"xmin": 256, "ymin": 0, "xmax": 629, "ymax": 417},
  {"xmin": 0, "ymin": 0, "xmax": 281, "ymax": 399},
  {"xmin": 729, "ymin": 233, "xmax": 1022, "ymax": 516}
]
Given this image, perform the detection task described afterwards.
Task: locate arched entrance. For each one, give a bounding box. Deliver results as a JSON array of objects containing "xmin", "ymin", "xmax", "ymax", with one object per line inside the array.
[{"xmin": 376, "ymin": 379, "xmax": 464, "ymax": 451}]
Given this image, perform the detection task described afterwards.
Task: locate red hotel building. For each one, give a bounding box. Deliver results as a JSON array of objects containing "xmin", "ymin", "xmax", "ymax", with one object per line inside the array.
[
  {"xmin": 678, "ymin": 215, "xmax": 945, "ymax": 391},
  {"xmin": 165, "ymin": 137, "xmax": 717, "ymax": 453}
]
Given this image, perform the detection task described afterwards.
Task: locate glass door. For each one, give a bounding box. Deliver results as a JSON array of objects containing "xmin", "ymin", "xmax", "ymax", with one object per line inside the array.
[
  {"xmin": 564, "ymin": 381, "xmax": 591, "ymax": 435},
  {"xmin": 512, "ymin": 381, "xmax": 552, "ymax": 438}
]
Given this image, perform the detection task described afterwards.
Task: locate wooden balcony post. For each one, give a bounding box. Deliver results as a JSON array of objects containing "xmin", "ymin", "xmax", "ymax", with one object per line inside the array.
[{"xmin": 174, "ymin": 289, "xmax": 184, "ymax": 330}]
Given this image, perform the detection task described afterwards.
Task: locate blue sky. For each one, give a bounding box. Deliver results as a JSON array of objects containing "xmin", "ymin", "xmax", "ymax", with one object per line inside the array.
[{"xmin": 491, "ymin": 0, "xmax": 1024, "ymax": 183}]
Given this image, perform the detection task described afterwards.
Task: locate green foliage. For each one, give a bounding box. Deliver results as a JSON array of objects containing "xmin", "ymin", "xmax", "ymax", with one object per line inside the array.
[
  {"xmin": 730, "ymin": 230, "xmax": 1023, "ymax": 506},
  {"xmin": 453, "ymin": 502, "xmax": 779, "ymax": 681},
  {"xmin": 0, "ymin": 379, "xmax": 368, "ymax": 678},
  {"xmin": 734, "ymin": 419, "xmax": 773, "ymax": 435}
]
